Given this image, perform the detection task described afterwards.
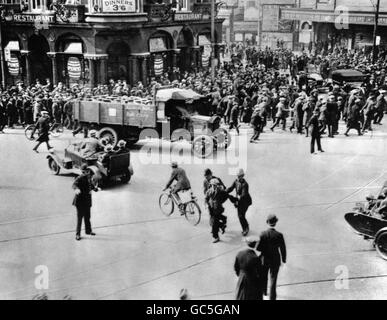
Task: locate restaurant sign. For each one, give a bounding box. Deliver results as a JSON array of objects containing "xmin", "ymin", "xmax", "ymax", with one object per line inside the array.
[
  {"xmin": 102, "ymin": 0, "xmax": 136, "ymax": 13},
  {"xmin": 174, "ymin": 13, "xmax": 207, "ymax": 21},
  {"xmin": 13, "ymin": 14, "xmax": 55, "ymax": 23}
]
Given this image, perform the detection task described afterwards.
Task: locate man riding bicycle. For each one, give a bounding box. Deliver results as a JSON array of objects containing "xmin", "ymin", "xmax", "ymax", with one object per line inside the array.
[{"xmin": 164, "ymin": 162, "xmax": 191, "ymax": 209}]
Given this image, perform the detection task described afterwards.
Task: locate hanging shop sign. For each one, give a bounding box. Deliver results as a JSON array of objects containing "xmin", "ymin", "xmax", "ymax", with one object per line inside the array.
[
  {"xmin": 154, "ymin": 55, "xmax": 164, "ymax": 76},
  {"xmin": 174, "ymin": 13, "xmax": 204, "ymax": 21},
  {"xmin": 199, "ymin": 35, "xmax": 211, "ymax": 68},
  {"xmin": 67, "ymin": 57, "xmax": 82, "ymax": 79},
  {"xmin": 7, "ymin": 54, "xmax": 20, "ymax": 77},
  {"xmin": 149, "ymin": 37, "xmax": 168, "ymax": 53},
  {"xmin": 102, "ymin": 0, "xmax": 136, "ymax": 13}
]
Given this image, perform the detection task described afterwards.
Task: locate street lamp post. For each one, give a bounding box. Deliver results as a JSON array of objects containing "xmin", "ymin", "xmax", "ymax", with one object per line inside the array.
[
  {"xmin": 0, "ymin": 7, "xmax": 6, "ymax": 89},
  {"xmin": 211, "ymin": 0, "xmax": 215, "ymax": 82},
  {"xmin": 372, "ymin": 0, "xmax": 381, "ymax": 64}
]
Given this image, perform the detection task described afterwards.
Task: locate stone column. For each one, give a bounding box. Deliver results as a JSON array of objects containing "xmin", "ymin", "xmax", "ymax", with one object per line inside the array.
[
  {"xmin": 141, "ymin": 53, "xmax": 150, "ymax": 86},
  {"xmin": 99, "ymin": 56, "xmax": 108, "ymax": 85},
  {"xmin": 84, "ymin": 54, "xmax": 110, "ymax": 88},
  {"xmin": 190, "ymin": 46, "xmax": 201, "ymax": 72},
  {"xmin": 20, "ymin": 50, "xmax": 31, "ymax": 86},
  {"xmin": 128, "ymin": 55, "xmax": 140, "ymax": 86},
  {"xmin": 47, "ymin": 52, "xmax": 58, "ymax": 86},
  {"xmin": 88, "ymin": 58, "xmax": 95, "ymax": 88},
  {"xmin": 171, "ymin": 49, "xmax": 180, "ymax": 68}
]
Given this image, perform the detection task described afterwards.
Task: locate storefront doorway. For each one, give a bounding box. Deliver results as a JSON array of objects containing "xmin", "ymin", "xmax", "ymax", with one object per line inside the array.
[
  {"xmin": 177, "ymin": 28, "xmax": 194, "ymax": 72},
  {"xmin": 107, "ymin": 41, "xmax": 130, "ymax": 81},
  {"xmin": 55, "ymin": 34, "xmax": 85, "ymax": 86},
  {"xmin": 28, "ymin": 34, "xmax": 52, "ymax": 84}
]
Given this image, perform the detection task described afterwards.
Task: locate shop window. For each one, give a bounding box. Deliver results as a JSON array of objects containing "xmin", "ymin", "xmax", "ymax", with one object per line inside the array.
[
  {"xmin": 0, "ymin": 0, "xmax": 21, "ymax": 4},
  {"xmin": 171, "ymin": 0, "xmax": 188, "ymax": 12},
  {"xmin": 30, "ymin": 0, "xmax": 50, "ymax": 11}
]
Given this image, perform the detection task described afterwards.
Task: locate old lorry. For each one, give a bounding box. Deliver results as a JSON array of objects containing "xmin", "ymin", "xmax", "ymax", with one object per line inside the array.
[{"xmin": 73, "ymin": 88, "xmax": 230, "ymax": 158}]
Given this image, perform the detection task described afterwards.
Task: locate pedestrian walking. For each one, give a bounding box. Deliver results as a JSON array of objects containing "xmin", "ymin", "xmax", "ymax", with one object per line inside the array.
[
  {"xmin": 226, "ymin": 169, "xmax": 252, "ymax": 237},
  {"xmin": 234, "ymin": 237, "xmax": 264, "ymax": 300},
  {"xmin": 72, "ymin": 164, "xmax": 98, "ymax": 241},
  {"xmin": 256, "ymin": 214, "xmax": 286, "ymax": 300},
  {"xmin": 344, "ymin": 98, "xmax": 363, "ymax": 136},
  {"xmin": 31, "ymin": 111, "xmax": 53, "ymax": 153},
  {"xmin": 229, "ymin": 102, "xmax": 240, "ymax": 135}
]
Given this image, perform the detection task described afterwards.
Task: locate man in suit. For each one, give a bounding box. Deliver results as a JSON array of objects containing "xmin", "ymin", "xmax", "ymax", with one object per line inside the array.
[
  {"xmin": 306, "ymin": 110, "xmax": 324, "ymax": 154},
  {"xmin": 72, "ymin": 164, "xmax": 98, "ymax": 241},
  {"xmin": 234, "ymin": 238, "xmax": 263, "ymax": 300},
  {"xmin": 79, "ymin": 130, "xmax": 104, "ymax": 158},
  {"xmin": 256, "ymin": 214, "xmax": 286, "ymax": 300},
  {"xmin": 226, "ymin": 169, "xmax": 252, "ymax": 236},
  {"xmin": 164, "ymin": 162, "xmax": 191, "ymax": 208}
]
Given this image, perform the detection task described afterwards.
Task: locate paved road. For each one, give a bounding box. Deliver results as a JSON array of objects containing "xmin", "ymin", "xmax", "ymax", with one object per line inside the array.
[{"xmin": 0, "ymin": 121, "xmax": 386, "ymax": 300}]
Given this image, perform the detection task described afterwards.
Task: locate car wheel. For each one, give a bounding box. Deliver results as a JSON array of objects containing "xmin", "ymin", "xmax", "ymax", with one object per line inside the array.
[{"xmin": 48, "ymin": 158, "xmax": 60, "ymax": 175}]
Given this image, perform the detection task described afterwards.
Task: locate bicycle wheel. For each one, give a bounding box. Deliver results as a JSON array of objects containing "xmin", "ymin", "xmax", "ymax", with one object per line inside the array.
[
  {"xmin": 51, "ymin": 123, "xmax": 64, "ymax": 138},
  {"xmin": 159, "ymin": 193, "xmax": 174, "ymax": 216},
  {"xmin": 25, "ymin": 125, "xmax": 37, "ymax": 141},
  {"xmin": 184, "ymin": 201, "xmax": 201, "ymax": 226}
]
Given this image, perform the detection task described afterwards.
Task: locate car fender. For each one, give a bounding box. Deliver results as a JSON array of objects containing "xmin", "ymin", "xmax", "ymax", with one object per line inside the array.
[
  {"xmin": 375, "ymin": 227, "xmax": 387, "ymax": 240},
  {"xmin": 129, "ymin": 164, "xmax": 134, "ymax": 176},
  {"xmin": 46, "ymin": 153, "xmax": 63, "ymax": 168}
]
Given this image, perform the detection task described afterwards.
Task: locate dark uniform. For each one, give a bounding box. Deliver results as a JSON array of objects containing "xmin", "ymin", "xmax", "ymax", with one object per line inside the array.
[{"xmin": 72, "ymin": 172, "xmax": 97, "ymax": 237}]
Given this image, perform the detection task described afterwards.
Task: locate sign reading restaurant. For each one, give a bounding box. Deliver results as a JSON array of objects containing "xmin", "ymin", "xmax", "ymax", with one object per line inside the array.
[
  {"xmin": 102, "ymin": 0, "xmax": 136, "ymax": 12},
  {"xmin": 13, "ymin": 14, "xmax": 55, "ymax": 23},
  {"xmin": 174, "ymin": 13, "xmax": 207, "ymax": 21}
]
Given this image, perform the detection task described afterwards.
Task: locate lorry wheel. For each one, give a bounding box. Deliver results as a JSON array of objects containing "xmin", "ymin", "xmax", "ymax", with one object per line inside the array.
[
  {"xmin": 375, "ymin": 229, "xmax": 387, "ymax": 260},
  {"xmin": 213, "ymin": 128, "xmax": 231, "ymax": 150},
  {"xmin": 192, "ymin": 135, "xmax": 213, "ymax": 158},
  {"xmin": 48, "ymin": 158, "xmax": 60, "ymax": 175},
  {"xmin": 98, "ymin": 127, "xmax": 118, "ymax": 147}
]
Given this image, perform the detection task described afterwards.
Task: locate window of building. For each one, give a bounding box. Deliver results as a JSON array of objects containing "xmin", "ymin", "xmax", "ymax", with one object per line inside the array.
[
  {"xmin": 0, "ymin": 0, "xmax": 21, "ymax": 4},
  {"xmin": 171, "ymin": 0, "xmax": 188, "ymax": 12},
  {"xmin": 30, "ymin": 0, "xmax": 49, "ymax": 11}
]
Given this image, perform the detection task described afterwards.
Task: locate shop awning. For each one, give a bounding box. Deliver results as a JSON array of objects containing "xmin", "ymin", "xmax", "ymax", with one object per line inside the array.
[
  {"xmin": 63, "ymin": 42, "xmax": 83, "ymax": 54},
  {"xmin": 5, "ymin": 41, "xmax": 20, "ymax": 51},
  {"xmin": 281, "ymin": 8, "xmax": 387, "ymax": 26}
]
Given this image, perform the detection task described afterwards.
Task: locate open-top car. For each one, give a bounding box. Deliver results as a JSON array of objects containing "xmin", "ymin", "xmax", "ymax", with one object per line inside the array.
[
  {"xmin": 46, "ymin": 142, "xmax": 133, "ymax": 188},
  {"xmin": 345, "ymin": 182, "xmax": 387, "ymax": 260}
]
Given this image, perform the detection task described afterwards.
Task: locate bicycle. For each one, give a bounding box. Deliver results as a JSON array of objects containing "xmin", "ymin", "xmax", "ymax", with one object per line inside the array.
[
  {"xmin": 25, "ymin": 121, "xmax": 64, "ymax": 140},
  {"xmin": 159, "ymin": 187, "xmax": 201, "ymax": 226}
]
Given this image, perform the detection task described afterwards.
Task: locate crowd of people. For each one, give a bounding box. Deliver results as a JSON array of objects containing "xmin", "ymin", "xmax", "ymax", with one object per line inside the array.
[
  {"xmin": 1, "ymin": 45, "xmax": 387, "ymax": 156},
  {"xmin": 4, "ymin": 42, "xmax": 387, "ymax": 301}
]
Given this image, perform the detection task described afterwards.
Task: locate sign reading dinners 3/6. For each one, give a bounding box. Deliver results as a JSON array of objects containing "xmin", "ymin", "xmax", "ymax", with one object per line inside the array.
[{"xmin": 102, "ymin": 0, "xmax": 136, "ymax": 12}]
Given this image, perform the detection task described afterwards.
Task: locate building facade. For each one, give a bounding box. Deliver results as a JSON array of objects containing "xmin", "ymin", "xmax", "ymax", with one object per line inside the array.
[
  {"xmin": 281, "ymin": 0, "xmax": 387, "ymax": 53},
  {"xmin": 0, "ymin": 0, "xmax": 223, "ymax": 87}
]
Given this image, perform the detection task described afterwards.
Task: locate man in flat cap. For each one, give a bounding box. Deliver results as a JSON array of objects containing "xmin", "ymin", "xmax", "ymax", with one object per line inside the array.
[
  {"xmin": 256, "ymin": 214, "xmax": 286, "ymax": 300},
  {"xmin": 234, "ymin": 237, "xmax": 264, "ymax": 300}
]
